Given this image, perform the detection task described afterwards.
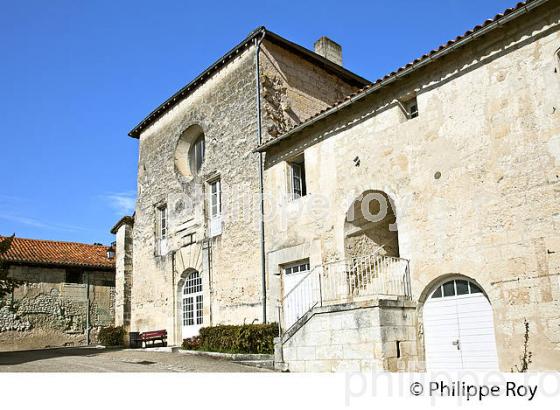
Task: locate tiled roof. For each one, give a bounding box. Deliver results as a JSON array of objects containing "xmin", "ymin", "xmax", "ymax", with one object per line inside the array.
[
  {"xmin": 256, "ymin": 0, "xmax": 548, "ymax": 151},
  {"xmin": 0, "ymin": 236, "xmax": 115, "ymax": 270}
]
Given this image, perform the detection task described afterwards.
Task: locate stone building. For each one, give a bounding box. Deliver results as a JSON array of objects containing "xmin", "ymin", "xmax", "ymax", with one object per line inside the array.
[
  {"xmin": 116, "ymin": 0, "xmax": 560, "ymax": 371},
  {"xmin": 0, "ymin": 236, "xmax": 115, "ymax": 351},
  {"xmin": 116, "ymin": 28, "xmax": 368, "ymax": 342}
]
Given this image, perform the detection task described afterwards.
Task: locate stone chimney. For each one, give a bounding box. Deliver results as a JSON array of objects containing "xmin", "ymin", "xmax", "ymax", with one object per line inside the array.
[{"xmin": 314, "ymin": 36, "xmax": 343, "ymax": 66}]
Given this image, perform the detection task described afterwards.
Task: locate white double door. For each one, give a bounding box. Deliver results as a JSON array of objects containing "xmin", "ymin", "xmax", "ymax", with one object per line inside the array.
[
  {"xmin": 423, "ymin": 279, "xmax": 499, "ymax": 371},
  {"xmin": 182, "ymin": 271, "xmax": 203, "ymax": 339}
]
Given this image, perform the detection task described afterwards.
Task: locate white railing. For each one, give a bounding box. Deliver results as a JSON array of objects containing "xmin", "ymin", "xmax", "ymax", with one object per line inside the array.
[
  {"xmin": 280, "ymin": 254, "xmax": 411, "ymax": 331},
  {"xmin": 281, "ymin": 267, "xmax": 320, "ymax": 330},
  {"xmin": 321, "ymin": 254, "xmax": 411, "ymax": 304}
]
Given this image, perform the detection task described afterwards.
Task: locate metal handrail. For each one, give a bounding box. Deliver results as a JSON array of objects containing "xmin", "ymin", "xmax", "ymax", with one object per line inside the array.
[
  {"xmin": 281, "ymin": 265, "xmax": 320, "ymax": 302},
  {"xmin": 280, "ymin": 253, "xmax": 412, "ymax": 332}
]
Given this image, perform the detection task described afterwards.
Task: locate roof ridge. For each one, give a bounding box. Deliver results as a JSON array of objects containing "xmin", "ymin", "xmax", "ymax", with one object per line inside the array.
[{"xmin": 0, "ymin": 235, "xmax": 109, "ymax": 248}]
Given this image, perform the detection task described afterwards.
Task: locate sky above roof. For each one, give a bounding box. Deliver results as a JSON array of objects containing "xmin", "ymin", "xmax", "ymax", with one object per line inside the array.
[{"xmin": 0, "ymin": 0, "xmax": 518, "ymax": 245}]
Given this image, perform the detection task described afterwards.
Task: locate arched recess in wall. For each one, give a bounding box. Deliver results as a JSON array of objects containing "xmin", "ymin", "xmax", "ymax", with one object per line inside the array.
[
  {"xmin": 174, "ymin": 124, "xmax": 205, "ymax": 179},
  {"xmin": 343, "ymin": 190, "xmax": 400, "ymax": 259},
  {"xmin": 420, "ymin": 274, "xmax": 499, "ymax": 371}
]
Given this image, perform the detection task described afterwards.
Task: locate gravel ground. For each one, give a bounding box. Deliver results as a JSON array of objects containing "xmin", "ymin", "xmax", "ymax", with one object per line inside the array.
[{"xmin": 0, "ymin": 347, "xmax": 273, "ymax": 372}]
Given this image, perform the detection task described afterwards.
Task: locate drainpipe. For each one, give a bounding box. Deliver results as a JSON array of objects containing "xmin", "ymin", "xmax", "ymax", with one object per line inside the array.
[
  {"xmin": 171, "ymin": 250, "xmax": 176, "ymax": 344},
  {"xmin": 255, "ymin": 31, "xmax": 267, "ymax": 323},
  {"xmin": 85, "ymin": 271, "xmax": 90, "ymax": 345},
  {"xmin": 204, "ymin": 238, "xmax": 213, "ymax": 326}
]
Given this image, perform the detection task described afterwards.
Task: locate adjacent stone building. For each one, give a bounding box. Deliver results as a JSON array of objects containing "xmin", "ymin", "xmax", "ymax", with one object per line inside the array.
[
  {"xmin": 116, "ymin": 0, "xmax": 560, "ymax": 371},
  {"xmin": 0, "ymin": 236, "xmax": 115, "ymax": 351}
]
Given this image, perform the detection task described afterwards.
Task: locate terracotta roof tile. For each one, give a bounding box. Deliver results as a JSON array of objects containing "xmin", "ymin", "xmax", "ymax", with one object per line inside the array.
[{"xmin": 0, "ymin": 236, "xmax": 115, "ymax": 270}]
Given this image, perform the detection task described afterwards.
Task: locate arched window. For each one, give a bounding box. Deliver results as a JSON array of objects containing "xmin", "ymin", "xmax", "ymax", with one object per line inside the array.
[
  {"xmin": 182, "ymin": 271, "xmax": 203, "ymax": 337},
  {"xmin": 430, "ymin": 279, "xmax": 482, "ymax": 299},
  {"xmin": 174, "ymin": 125, "xmax": 205, "ymax": 178}
]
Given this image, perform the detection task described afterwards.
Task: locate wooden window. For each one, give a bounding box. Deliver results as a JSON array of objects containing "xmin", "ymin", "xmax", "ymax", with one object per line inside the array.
[
  {"xmin": 209, "ymin": 179, "xmax": 222, "ymax": 237},
  {"xmin": 156, "ymin": 204, "xmax": 168, "ymax": 255},
  {"xmin": 190, "ymin": 135, "xmax": 205, "ymax": 174},
  {"xmin": 289, "ymin": 155, "xmax": 307, "ymax": 200}
]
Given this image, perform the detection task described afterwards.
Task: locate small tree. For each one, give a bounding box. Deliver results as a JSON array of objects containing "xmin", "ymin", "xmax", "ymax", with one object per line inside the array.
[{"xmin": 0, "ymin": 235, "xmax": 23, "ymax": 299}]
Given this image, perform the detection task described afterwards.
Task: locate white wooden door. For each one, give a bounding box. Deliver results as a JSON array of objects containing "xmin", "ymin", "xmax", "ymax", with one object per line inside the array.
[
  {"xmin": 423, "ymin": 279, "xmax": 499, "ymax": 371},
  {"xmin": 283, "ymin": 260, "xmax": 313, "ymax": 328},
  {"xmin": 182, "ymin": 271, "xmax": 203, "ymax": 339}
]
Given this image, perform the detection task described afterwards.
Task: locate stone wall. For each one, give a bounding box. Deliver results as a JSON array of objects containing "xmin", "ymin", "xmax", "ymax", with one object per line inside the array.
[
  {"xmin": 130, "ymin": 39, "xmax": 363, "ymax": 344},
  {"xmin": 263, "ymin": 4, "xmax": 560, "ymax": 370},
  {"xmin": 131, "ymin": 47, "xmax": 262, "ymax": 344},
  {"xmin": 114, "ymin": 222, "xmax": 133, "ymax": 330},
  {"xmin": 259, "ymin": 40, "xmax": 357, "ymax": 138},
  {"xmin": 0, "ymin": 265, "xmax": 115, "ymax": 351},
  {"xmin": 279, "ymin": 299, "xmax": 418, "ymax": 372}
]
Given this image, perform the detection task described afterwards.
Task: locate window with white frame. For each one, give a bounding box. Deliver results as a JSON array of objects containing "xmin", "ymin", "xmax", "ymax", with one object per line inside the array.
[
  {"xmin": 288, "ymin": 155, "xmax": 307, "ymax": 200},
  {"xmin": 209, "ymin": 179, "xmax": 222, "ymax": 237},
  {"xmin": 283, "ymin": 260, "xmax": 310, "ymax": 275},
  {"xmin": 156, "ymin": 204, "xmax": 168, "ymax": 255},
  {"xmin": 182, "ymin": 271, "xmax": 203, "ymax": 326},
  {"xmin": 190, "ymin": 134, "xmax": 205, "ymax": 175}
]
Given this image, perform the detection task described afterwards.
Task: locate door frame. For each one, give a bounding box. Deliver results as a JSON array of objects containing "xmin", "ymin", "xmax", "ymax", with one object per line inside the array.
[
  {"xmin": 419, "ymin": 274, "xmax": 499, "ymax": 371},
  {"xmin": 181, "ymin": 270, "xmax": 203, "ymax": 339}
]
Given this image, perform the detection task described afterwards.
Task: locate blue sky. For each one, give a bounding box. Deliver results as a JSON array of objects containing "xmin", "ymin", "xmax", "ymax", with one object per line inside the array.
[{"xmin": 0, "ymin": 0, "xmax": 516, "ymax": 245}]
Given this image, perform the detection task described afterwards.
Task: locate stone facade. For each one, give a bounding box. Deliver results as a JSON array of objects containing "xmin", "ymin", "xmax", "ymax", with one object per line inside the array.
[
  {"xmin": 0, "ymin": 265, "xmax": 114, "ymax": 351},
  {"xmin": 279, "ymin": 299, "xmax": 418, "ymax": 372},
  {"xmin": 263, "ymin": 3, "xmax": 560, "ymax": 371},
  {"xmin": 113, "ymin": 219, "xmax": 133, "ymax": 331},
  {"xmin": 127, "ymin": 36, "xmax": 364, "ymax": 345},
  {"xmin": 120, "ymin": 1, "xmax": 560, "ymax": 372}
]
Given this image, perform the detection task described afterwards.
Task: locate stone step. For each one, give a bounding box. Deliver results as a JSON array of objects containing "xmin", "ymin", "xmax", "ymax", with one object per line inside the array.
[{"xmin": 232, "ymin": 359, "xmax": 275, "ymax": 370}]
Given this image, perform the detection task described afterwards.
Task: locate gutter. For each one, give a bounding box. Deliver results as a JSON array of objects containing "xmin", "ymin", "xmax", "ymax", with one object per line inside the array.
[{"xmin": 254, "ymin": 0, "xmax": 550, "ymax": 152}]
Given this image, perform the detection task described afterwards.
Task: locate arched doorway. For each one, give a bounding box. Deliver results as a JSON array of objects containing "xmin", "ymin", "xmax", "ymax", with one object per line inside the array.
[
  {"xmin": 423, "ymin": 278, "xmax": 499, "ymax": 370},
  {"xmin": 181, "ymin": 270, "xmax": 203, "ymax": 339}
]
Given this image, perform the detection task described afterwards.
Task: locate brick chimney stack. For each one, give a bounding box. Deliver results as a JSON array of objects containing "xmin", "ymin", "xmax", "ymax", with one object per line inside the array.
[{"xmin": 314, "ymin": 36, "xmax": 343, "ymax": 66}]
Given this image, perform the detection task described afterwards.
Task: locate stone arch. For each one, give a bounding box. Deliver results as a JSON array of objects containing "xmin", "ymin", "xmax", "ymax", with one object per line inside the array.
[
  {"xmin": 176, "ymin": 267, "xmax": 204, "ymax": 340},
  {"xmin": 343, "ymin": 190, "xmax": 400, "ymax": 259},
  {"xmin": 419, "ymin": 273, "xmax": 500, "ymax": 371},
  {"xmin": 174, "ymin": 124, "xmax": 205, "ymax": 178},
  {"xmin": 417, "ymin": 273, "xmax": 493, "ymax": 306}
]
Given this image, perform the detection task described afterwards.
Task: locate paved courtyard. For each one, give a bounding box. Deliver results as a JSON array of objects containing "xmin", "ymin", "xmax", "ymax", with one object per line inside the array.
[{"xmin": 0, "ymin": 347, "xmax": 272, "ymax": 372}]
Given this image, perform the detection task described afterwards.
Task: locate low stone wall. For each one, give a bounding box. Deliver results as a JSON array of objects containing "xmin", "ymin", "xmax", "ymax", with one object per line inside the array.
[
  {"xmin": 277, "ymin": 299, "xmax": 419, "ymax": 372},
  {"xmin": 0, "ymin": 265, "xmax": 115, "ymax": 351}
]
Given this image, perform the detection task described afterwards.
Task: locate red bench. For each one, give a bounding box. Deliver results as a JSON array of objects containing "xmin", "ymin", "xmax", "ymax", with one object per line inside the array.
[{"xmin": 138, "ymin": 330, "xmax": 167, "ymax": 348}]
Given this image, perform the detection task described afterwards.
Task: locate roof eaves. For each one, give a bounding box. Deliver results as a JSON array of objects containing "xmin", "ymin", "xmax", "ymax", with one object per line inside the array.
[
  {"xmin": 255, "ymin": 0, "xmax": 549, "ymax": 152},
  {"xmin": 110, "ymin": 215, "xmax": 134, "ymax": 234},
  {"xmin": 3, "ymin": 259, "xmax": 115, "ymax": 271},
  {"xmin": 263, "ymin": 30, "xmax": 370, "ymax": 86},
  {"xmin": 128, "ymin": 27, "xmax": 371, "ymax": 139},
  {"xmin": 128, "ymin": 26, "xmax": 266, "ymax": 138}
]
